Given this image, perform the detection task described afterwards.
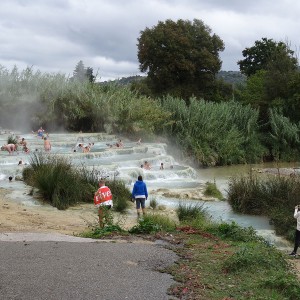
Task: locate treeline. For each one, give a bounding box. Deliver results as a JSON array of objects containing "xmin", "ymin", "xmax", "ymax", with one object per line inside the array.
[{"xmin": 1, "ymin": 65, "xmax": 300, "ymax": 166}]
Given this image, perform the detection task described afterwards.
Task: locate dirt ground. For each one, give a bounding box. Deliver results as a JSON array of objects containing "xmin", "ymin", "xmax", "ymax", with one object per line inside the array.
[{"xmin": 0, "ymin": 188, "xmax": 140, "ymax": 235}]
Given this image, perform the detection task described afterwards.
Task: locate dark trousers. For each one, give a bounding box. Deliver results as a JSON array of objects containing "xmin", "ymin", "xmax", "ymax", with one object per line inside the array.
[{"xmin": 293, "ymin": 229, "xmax": 300, "ymax": 253}]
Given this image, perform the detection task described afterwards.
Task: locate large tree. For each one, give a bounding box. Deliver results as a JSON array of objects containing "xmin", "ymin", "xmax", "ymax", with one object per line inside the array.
[
  {"xmin": 72, "ymin": 60, "xmax": 96, "ymax": 83},
  {"xmin": 237, "ymin": 38, "xmax": 298, "ymax": 77},
  {"xmin": 137, "ymin": 19, "xmax": 224, "ymax": 100}
]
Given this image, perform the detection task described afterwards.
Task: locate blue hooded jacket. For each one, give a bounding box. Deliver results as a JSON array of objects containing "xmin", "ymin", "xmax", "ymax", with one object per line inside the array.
[{"xmin": 132, "ymin": 180, "xmax": 148, "ymax": 199}]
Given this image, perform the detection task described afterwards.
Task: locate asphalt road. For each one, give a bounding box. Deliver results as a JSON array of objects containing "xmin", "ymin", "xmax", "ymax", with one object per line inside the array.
[{"xmin": 0, "ymin": 233, "xmax": 178, "ymax": 300}]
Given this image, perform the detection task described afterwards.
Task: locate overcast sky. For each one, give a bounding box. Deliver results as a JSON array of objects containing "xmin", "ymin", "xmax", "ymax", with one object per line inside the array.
[{"xmin": 0, "ymin": 0, "xmax": 299, "ymax": 81}]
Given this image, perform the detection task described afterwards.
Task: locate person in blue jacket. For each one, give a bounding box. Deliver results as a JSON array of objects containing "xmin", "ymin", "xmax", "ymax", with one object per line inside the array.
[{"xmin": 131, "ymin": 175, "xmax": 148, "ymax": 219}]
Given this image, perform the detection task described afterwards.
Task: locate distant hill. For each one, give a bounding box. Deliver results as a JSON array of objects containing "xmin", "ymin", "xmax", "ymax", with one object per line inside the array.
[
  {"xmin": 102, "ymin": 71, "xmax": 246, "ymax": 86},
  {"xmin": 217, "ymin": 71, "xmax": 246, "ymax": 85},
  {"xmin": 101, "ymin": 75, "xmax": 144, "ymax": 85}
]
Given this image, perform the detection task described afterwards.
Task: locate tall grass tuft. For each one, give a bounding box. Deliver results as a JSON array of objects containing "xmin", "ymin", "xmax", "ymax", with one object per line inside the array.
[
  {"xmin": 227, "ymin": 174, "xmax": 300, "ymax": 241},
  {"xmin": 23, "ymin": 152, "xmax": 94, "ymax": 209},
  {"xmin": 107, "ymin": 179, "xmax": 131, "ymax": 213},
  {"xmin": 204, "ymin": 181, "xmax": 223, "ymax": 200},
  {"xmin": 129, "ymin": 213, "xmax": 176, "ymax": 234},
  {"xmin": 176, "ymin": 202, "xmax": 207, "ymax": 223},
  {"xmin": 223, "ymin": 243, "xmax": 287, "ymax": 273},
  {"xmin": 149, "ymin": 198, "xmax": 158, "ymax": 209},
  {"xmin": 7, "ymin": 135, "xmax": 18, "ymax": 145}
]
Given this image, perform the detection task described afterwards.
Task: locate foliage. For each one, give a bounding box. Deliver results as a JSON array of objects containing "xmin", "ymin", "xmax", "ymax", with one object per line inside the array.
[
  {"xmin": 129, "ymin": 214, "xmax": 176, "ymax": 234},
  {"xmin": 107, "ymin": 179, "xmax": 131, "ymax": 213},
  {"xmin": 81, "ymin": 224, "xmax": 125, "ymax": 239},
  {"xmin": 137, "ymin": 18, "xmax": 224, "ymax": 100},
  {"xmin": 238, "ymin": 38, "xmax": 298, "ymax": 77},
  {"xmin": 7, "ymin": 135, "xmax": 18, "ymax": 145},
  {"xmin": 176, "ymin": 202, "xmax": 207, "ymax": 222},
  {"xmin": 223, "ymin": 243, "xmax": 287, "ymax": 273},
  {"xmin": 262, "ymin": 272, "xmax": 300, "ymax": 299},
  {"xmin": 227, "ymin": 174, "xmax": 300, "ymax": 241},
  {"xmin": 167, "ymin": 220, "xmax": 300, "ymax": 300},
  {"xmin": 71, "ymin": 60, "xmax": 96, "ymax": 83},
  {"xmin": 268, "ymin": 109, "xmax": 300, "ymax": 160},
  {"xmin": 160, "ymin": 96, "xmax": 265, "ymax": 166},
  {"xmin": 204, "ymin": 181, "xmax": 223, "ymax": 199},
  {"xmin": 149, "ymin": 198, "xmax": 158, "ymax": 209},
  {"xmin": 208, "ymin": 221, "xmax": 264, "ymax": 243},
  {"xmin": 22, "ymin": 152, "xmax": 94, "ymax": 209}
]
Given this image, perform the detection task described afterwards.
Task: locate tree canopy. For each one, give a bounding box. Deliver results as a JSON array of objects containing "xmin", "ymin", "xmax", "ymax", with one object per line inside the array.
[
  {"xmin": 137, "ymin": 19, "xmax": 225, "ymax": 100},
  {"xmin": 237, "ymin": 38, "xmax": 298, "ymax": 77},
  {"xmin": 72, "ymin": 60, "xmax": 96, "ymax": 83}
]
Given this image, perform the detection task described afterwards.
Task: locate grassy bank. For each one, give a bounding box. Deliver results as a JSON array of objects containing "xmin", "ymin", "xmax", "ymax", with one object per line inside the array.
[{"xmin": 81, "ymin": 204, "xmax": 300, "ymax": 299}]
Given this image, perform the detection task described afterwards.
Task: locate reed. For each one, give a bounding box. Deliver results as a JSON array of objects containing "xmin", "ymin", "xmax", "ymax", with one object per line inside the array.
[
  {"xmin": 227, "ymin": 174, "xmax": 300, "ymax": 241},
  {"xmin": 23, "ymin": 153, "xmax": 94, "ymax": 209},
  {"xmin": 176, "ymin": 202, "xmax": 207, "ymax": 222},
  {"xmin": 129, "ymin": 213, "xmax": 176, "ymax": 234},
  {"xmin": 160, "ymin": 96, "xmax": 265, "ymax": 166},
  {"xmin": 204, "ymin": 181, "xmax": 223, "ymax": 200}
]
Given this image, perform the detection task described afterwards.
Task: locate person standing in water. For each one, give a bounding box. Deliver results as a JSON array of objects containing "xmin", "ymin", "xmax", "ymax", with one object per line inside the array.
[
  {"xmin": 44, "ymin": 137, "xmax": 51, "ymax": 152},
  {"xmin": 131, "ymin": 175, "xmax": 148, "ymax": 220},
  {"xmin": 289, "ymin": 205, "xmax": 300, "ymax": 256},
  {"xmin": 2, "ymin": 144, "xmax": 17, "ymax": 155},
  {"xmin": 94, "ymin": 179, "xmax": 113, "ymax": 228}
]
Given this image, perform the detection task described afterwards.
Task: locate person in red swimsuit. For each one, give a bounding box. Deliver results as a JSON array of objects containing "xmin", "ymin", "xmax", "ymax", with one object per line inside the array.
[{"xmin": 94, "ymin": 179, "xmax": 113, "ymax": 228}]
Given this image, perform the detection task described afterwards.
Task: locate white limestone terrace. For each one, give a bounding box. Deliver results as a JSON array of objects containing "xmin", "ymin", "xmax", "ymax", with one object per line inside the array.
[{"xmin": 0, "ymin": 131, "xmax": 207, "ymax": 205}]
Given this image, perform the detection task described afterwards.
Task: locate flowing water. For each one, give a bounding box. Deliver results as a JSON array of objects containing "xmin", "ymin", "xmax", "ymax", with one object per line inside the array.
[{"xmin": 0, "ymin": 131, "xmax": 294, "ymax": 249}]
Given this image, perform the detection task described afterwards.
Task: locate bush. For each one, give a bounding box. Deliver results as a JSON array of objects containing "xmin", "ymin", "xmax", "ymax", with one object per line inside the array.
[
  {"xmin": 227, "ymin": 174, "xmax": 300, "ymax": 241},
  {"xmin": 149, "ymin": 198, "xmax": 158, "ymax": 209},
  {"xmin": 176, "ymin": 202, "xmax": 207, "ymax": 222},
  {"xmin": 129, "ymin": 213, "xmax": 176, "ymax": 234},
  {"xmin": 23, "ymin": 153, "xmax": 94, "ymax": 209},
  {"xmin": 208, "ymin": 221, "xmax": 263, "ymax": 243},
  {"xmin": 7, "ymin": 135, "xmax": 18, "ymax": 145},
  {"xmin": 81, "ymin": 224, "xmax": 125, "ymax": 239},
  {"xmin": 223, "ymin": 243, "xmax": 286, "ymax": 273},
  {"xmin": 107, "ymin": 179, "xmax": 131, "ymax": 213},
  {"xmin": 204, "ymin": 181, "xmax": 223, "ymax": 200}
]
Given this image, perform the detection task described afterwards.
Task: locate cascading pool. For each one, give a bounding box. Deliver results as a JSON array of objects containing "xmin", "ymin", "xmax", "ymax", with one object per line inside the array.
[{"xmin": 0, "ymin": 131, "xmax": 292, "ymax": 249}]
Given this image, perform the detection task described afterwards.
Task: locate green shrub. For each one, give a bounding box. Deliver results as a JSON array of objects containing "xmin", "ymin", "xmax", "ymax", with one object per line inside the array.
[
  {"xmin": 23, "ymin": 153, "xmax": 94, "ymax": 209},
  {"xmin": 261, "ymin": 272, "xmax": 300, "ymax": 299},
  {"xmin": 81, "ymin": 224, "xmax": 125, "ymax": 239},
  {"xmin": 223, "ymin": 243, "xmax": 286, "ymax": 273},
  {"xmin": 7, "ymin": 135, "xmax": 17, "ymax": 145},
  {"xmin": 149, "ymin": 198, "xmax": 158, "ymax": 209},
  {"xmin": 107, "ymin": 179, "xmax": 131, "ymax": 213},
  {"xmin": 227, "ymin": 174, "xmax": 300, "ymax": 241},
  {"xmin": 176, "ymin": 202, "xmax": 207, "ymax": 222},
  {"xmin": 208, "ymin": 221, "xmax": 264, "ymax": 243},
  {"xmin": 129, "ymin": 213, "xmax": 176, "ymax": 234},
  {"xmin": 204, "ymin": 181, "xmax": 223, "ymax": 199}
]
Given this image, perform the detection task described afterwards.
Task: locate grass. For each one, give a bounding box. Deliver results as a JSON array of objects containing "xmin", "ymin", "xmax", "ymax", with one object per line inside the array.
[
  {"xmin": 166, "ymin": 229, "xmax": 300, "ymax": 300},
  {"xmin": 176, "ymin": 202, "xmax": 207, "ymax": 222},
  {"xmin": 7, "ymin": 135, "xmax": 18, "ymax": 145},
  {"xmin": 204, "ymin": 181, "xmax": 223, "ymax": 200},
  {"xmin": 81, "ymin": 224, "xmax": 126, "ymax": 239},
  {"xmin": 129, "ymin": 213, "xmax": 177, "ymax": 234},
  {"xmin": 227, "ymin": 174, "xmax": 300, "ymax": 242},
  {"xmin": 149, "ymin": 198, "xmax": 158, "ymax": 209}
]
